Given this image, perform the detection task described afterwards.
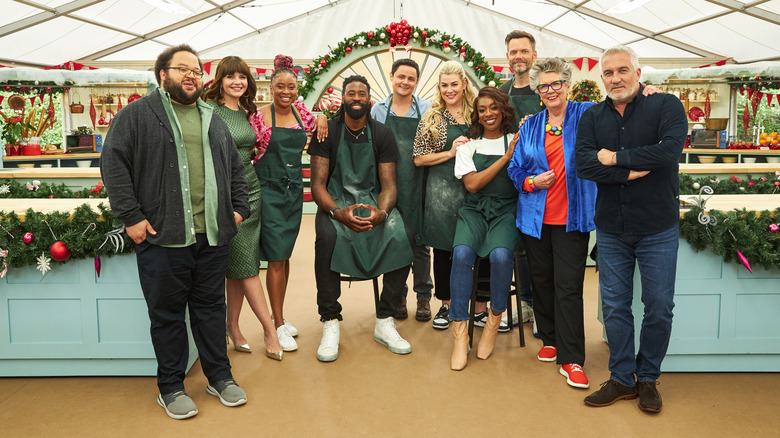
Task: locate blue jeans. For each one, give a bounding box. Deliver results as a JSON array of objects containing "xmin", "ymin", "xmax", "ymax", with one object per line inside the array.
[
  {"xmin": 449, "ymin": 245, "xmax": 514, "ymax": 321},
  {"xmin": 597, "ymin": 225, "xmax": 678, "ymax": 387}
]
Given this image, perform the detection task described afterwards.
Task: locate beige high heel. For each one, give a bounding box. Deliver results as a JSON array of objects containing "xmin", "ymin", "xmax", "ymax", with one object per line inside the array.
[
  {"xmin": 226, "ymin": 327, "xmax": 252, "ymax": 353},
  {"xmin": 477, "ymin": 310, "xmax": 501, "ymax": 360},
  {"xmin": 451, "ymin": 321, "xmax": 469, "ymax": 371}
]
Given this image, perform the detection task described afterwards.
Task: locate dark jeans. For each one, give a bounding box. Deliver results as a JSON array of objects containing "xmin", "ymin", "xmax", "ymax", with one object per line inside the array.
[
  {"xmin": 314, "ymin": 211, "xmax": 405, "ymax": 321},
  {"xmin": 432, "ymin": 248, "xmax": 452, "ymax": 301},
  {"xmin": 476, "ymin": 241, "xmax": 534, "ymax": 305},
  {"xmin": 597, "ymin": 225, "xmax": 678, "ymax": 387},
  {"xmin": 401, "ymin": 242, "xmax": 433, "ymax": 302},
  {"xmin": 522, "ymin": 225, "xmax": 589, "ymax": 365},
  {"xmin": 135, "ymin": 235, "xmax": 233, "ymax": 395},
  {"xmin": 449, "ymin": 245, "xmax": 514, "ymax": 321}
]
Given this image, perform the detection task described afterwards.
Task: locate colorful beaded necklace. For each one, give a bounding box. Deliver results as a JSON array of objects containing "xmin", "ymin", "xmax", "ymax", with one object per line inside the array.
[{"xmin": 545, "ymin": 119, "xmax": 563, "ymax": 136}]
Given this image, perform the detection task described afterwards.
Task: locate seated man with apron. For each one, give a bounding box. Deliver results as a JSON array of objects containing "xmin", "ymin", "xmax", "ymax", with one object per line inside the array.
[{"xmin": 309, "ymin": 75, "xmax": 414, "ymax": 362}]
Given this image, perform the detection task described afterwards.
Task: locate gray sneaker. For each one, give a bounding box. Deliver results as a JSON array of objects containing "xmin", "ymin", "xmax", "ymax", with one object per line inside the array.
[
  {"xmin": 157, "ymin": 390, "xmax": 198, "ymax": 420},
  {"xmin": 206, "ymin": 378, "xmax": 247, "ymax": 407}
]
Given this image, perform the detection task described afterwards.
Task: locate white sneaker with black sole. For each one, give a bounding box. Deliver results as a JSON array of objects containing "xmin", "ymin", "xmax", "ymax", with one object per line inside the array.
[{"xmin": 474, "ymin": 311, "xmax": 510, "ymax": 333}]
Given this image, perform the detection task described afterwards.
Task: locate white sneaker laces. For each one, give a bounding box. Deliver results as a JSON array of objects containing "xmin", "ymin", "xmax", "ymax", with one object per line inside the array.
[
  {"xmin": 379, "ymin": 319, "xmax": 403, "ymax": 341},
  {"xmin": 321, "ymin": 323, "xmax": 338, "ymax": 346}
]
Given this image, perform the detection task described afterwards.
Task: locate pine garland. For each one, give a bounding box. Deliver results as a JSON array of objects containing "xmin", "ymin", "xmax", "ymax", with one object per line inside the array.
[
  {"xmin": 0, "ymin": 179, "xmax": 107, "ymax": 199},
  {"xmin": 680, "ymin": 206, "xmax": 780, "ymax": 271},
  {"xmin": 679, "ymin": 173, "xmax": 780, "ymax": 195},
  {"xmin": 0, "ymin": 203, "xmax": 134, "ymax": 269}
]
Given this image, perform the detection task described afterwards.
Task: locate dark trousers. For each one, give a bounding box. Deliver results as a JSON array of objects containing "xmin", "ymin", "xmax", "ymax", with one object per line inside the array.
[
  {"xmin": 432, "ymin": 248, "xmax": 452, "ymax": 301},
  {"xmin": 135, "ymin": 235, "xmax": 233, "ymax": 395},
  {"xmin": 522, "ymin": 225, "xmax": 589, "ymax": 365},
  {"xmin": 315, "ymin": 211, "xmax": 405, "ymax": 321}
]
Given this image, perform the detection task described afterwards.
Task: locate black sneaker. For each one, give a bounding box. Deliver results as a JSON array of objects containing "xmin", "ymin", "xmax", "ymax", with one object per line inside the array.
[
  {"xmin": 584, "ymin": 379, "xmax": 638, "ymax": 407},
  {"xmin": 473, "ymin": 311, "xmax": 510, "ymax": 333},
  {"xmin": 638, "ymin": 381, "xmax": 662, "ymax": 413},
  {"xmin": 432, "ymin": 304, "xmax": 450, "ymax": 330}
]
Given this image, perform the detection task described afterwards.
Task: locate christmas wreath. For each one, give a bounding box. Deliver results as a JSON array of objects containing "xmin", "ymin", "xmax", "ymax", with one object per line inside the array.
[{"xmin": 569, "ymin": 79, "xmax": 602, "ymax": 103}]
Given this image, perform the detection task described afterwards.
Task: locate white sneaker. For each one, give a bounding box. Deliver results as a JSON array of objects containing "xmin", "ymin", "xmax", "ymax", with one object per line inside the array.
[
  {"xmin": 277, "ymin": 325, "xmax": 298, "ymax": 352},
  {"xmin": 283, "ymin": 319, "xmax": 298, "ymax": 337},
  {"xmin": 374, "ymin": 317, "xmax": 412, "ymax": 355},
  {"xmin": 521, "ymin": 300, "xmax": 535, "ymax": 323},
  {"xmin": 501, "ymin": 310, "xmax": 518, "ymax": 328},
  {"xmin": 533, "ymin": 319, "xmax": 539, "ymax": 338},
  {"xmin": 317, "ymin": 319, "xmax": 340, "ymax": 362}
]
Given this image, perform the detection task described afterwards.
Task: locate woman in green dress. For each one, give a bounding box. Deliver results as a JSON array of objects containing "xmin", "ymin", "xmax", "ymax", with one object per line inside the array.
[
  {"xmin": 203, "ymin": 56, "xmax": 282, "ymax": 360},
  {"xmin": 449, "ymin": 87, "xmax": 519, "ymax": 370},
  {"xmin": 251, "ymin": 55, "xmax": 328, "ymax": 352}
]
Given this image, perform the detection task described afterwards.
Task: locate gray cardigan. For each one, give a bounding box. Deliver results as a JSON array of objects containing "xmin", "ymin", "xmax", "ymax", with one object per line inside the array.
[{"xmin": 100, "ymin": 89, "xmax": 250, "ymax": 246}]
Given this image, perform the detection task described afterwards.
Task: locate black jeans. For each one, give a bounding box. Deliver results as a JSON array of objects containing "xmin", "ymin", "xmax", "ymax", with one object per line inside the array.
[
  {"xmin": 432, "ymin": 248, "xmax": 452, "ymax": 301},
  {"xmin": 135, "ymin": 234, "xmax": 233, "ymax": 394},
  {"xmin": 521, "ymin": 225, "xmax": 589, "ymax": 365},
  {"xmin": 314, "ymin": 211, "xmax": 406, "ymax": 321}
]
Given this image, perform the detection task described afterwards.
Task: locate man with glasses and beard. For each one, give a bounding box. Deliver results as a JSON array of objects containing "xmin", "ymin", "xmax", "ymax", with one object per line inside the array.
[
  {"xmin": 309, "ymin": 75, "xmax": 414, "ymax": 362},
  {"xmin": 101, "ymin": 44, "xmax": 251, "ymax": 420}
]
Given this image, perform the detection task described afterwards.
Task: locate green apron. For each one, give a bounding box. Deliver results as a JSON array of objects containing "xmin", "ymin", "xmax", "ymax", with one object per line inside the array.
[
  {"xmin": 327, "ymin": 124, "xmax": 413, "ymax": 278},
  {"xmin": 452, "ymin": 135, "xmax": 520, "ymax": 256},
  {"xmin": 254, "ymin": 104, "xmax": 307, "ymax": 261},
  {"xmin": 383, "ymin": 96, "xmax": 423, "ymax": 242},
  {"xmin": 421, "ymin": 122, "xmax": 468, "ymax": 251},
  {"xmin": 509, "ymin": 93, "xmax": 542, "ymax": 121}
]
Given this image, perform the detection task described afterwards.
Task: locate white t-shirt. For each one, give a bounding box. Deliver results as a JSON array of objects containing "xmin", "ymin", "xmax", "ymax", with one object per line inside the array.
[{"xmin": 454, "ymin": 134, "xmax": 511, "ymax": 179}]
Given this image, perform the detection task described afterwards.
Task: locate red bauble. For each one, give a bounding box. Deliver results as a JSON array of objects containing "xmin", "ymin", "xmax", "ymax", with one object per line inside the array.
[
  {"xmin": 385, "ymin": 25, "xmax": 391, "ymax": 32},
  {"xmin": 400, "ymin": 19, "xmax": 408, "ymax": 25},
  {"xmin": 421, "ymin": 31, "xmax": 428, "ymax": 38},
  {"xmin": 768, "ymin": 223, "xmax": 780, "ymax": 233},
  {"xmin": 327, "ymin": 86, "xmax": 334, "ymax": 93},
  {"xmin": 345, "ymin": 47, "xmax": 352, "ymax": 54},
  {"xmin": 3, "ymin": 86, "xmax": 9, "ymax": 91},
  {"xmin": 442, "ymin": 40, "xmax": 450, "ymax": 47},
  {"xmin": 23, "ymin": 232, "xmax": 35, "ymax": 245},
  {"xmin": 320, "ymin": 59, "xmax": 327, "ymax": 67},
  {"xmin": 403, "ymin": 29, "xmax": 409, "ymax": 37},
  {"xmin": 775, "ymin": 182, "xmax": 780, "ymax": 187},
  {"xmin": 367, "ymin": 31, "xmax": 374, "ymax": 39},
  {"xmin": 460, "ymin": 46, "xmax": 466, "ymax": 52},
  {"xmin": 50, "ymin": 241, "xmax": 71, "ymax": 261}
]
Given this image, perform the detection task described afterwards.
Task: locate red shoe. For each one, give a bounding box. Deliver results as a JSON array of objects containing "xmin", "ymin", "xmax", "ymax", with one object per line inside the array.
[
  {"xmin": 560, "ymin": 363, "xmax": 589, "ymax": 389},
  {"xmin": 537, "ymin": 345, "xmax": 557, "ymax": 362}
]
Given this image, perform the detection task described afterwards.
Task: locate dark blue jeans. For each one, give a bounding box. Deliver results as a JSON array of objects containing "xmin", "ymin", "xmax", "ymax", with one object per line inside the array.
[
  {"xmin": 449, "ymin": 245, "xmax": 514, "ymax": 321},
  {"xmin": 597, "ymin": 225, "xmax": 678, "ymax": 387}
]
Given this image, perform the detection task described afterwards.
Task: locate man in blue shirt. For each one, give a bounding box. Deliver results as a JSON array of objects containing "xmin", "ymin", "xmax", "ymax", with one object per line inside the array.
[
  {"xmin": 575, "ymin": 45, "xmax": 687, "ymax": 413},
  {"xmin": 371, "ymin": 58, "xmax": 434, "ymax": 322}
]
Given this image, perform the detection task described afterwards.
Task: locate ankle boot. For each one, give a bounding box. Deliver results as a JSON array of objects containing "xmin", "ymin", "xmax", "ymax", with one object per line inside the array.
[
  {"xmin": 451, "ymin": 321, "xmax": 469, "ymax": 371},
  {"xmin": 477, "ymin": 310, "xmax": 501, "ymax": 359}
]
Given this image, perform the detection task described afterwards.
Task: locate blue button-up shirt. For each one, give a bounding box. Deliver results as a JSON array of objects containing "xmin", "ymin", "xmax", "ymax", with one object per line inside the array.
[
  {"xmin": 574, "ymin": 85, "xmax": 687, "ymax": 234},
  {"xmin": 371, "ymin": 94, "xmax": 431, "ymax": 124}
]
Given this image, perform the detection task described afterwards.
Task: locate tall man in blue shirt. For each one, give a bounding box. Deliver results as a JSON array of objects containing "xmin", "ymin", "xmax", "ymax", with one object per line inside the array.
[
  {"xmin": 575, "ymin": 45, "xmax": 687, "ymax": 413},
  {"xmin": 371, "ymin": 58, "xmax": 434, "ymax": 322}
]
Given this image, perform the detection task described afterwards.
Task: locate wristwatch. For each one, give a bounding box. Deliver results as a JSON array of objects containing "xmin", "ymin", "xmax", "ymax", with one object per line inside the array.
[{"xmin": 329, "ymin": 206, "xmax": 340, "ymax": 218}]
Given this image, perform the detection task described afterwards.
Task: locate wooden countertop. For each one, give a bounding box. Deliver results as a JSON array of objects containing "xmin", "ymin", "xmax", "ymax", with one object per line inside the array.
[
  {"xmin": 679, "ymin": 194, "xmax": 778, "ymax": 217},
  {"xmin": 3, "ymin": 152, "xmax": 100, "ymax": 161},
  {"xmin": 679, "ymin": 163, "xmax": 780, "ymax": 174},
  {"xmin": 0, "ymin": 167, "xmax": 102, "ymax": 178},
  {"xmin": 0, "ymin": 199, "xmax": 109, "ymax": 218},
  {"xmin": 683, "ymin": 148, "xmax": 780, "ymax": 155}
]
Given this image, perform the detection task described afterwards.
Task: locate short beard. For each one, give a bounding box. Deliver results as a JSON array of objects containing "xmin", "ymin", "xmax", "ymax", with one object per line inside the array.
[
  {"xmin": 513, "ymin": 62, "xmax": 531, "ymax": 77},
  {"xmin": 344, "ymin": 101, "xmax": 370, "ymax": 119},
  {"xmin": 607, "ymin": 82, "xmax": 640, "ymax": 104},
  {"xmin": 164, "ymin": 76, "xmax": 202, "ymax": 105}
]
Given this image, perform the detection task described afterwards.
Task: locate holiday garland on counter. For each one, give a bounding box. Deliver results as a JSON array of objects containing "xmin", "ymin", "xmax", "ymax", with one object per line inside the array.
[
  {"xmin": 0, "ymin": 203, "xmax": 133, "ymax": 270},
  {"xmin": 679, "ymin": 206, "xmax": 780, "ymax": 271},
  {"xmin": 298, "ymin": 21, "xmax": 502, "ymax": 100},
  {"xmin": 0, "ymin": 180, "xmax": 107, "ymax": 198},
  {"xmin": 679, "ymin": 173, "xmax": 780, "ymax": 195}
]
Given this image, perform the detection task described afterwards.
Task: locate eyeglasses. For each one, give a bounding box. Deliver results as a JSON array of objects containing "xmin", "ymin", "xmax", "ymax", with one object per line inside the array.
[
  {"xmin": 163, "ymin": 66, "xmax": 204, "ymax": 78},
  {"xmin": 536, "ymin": 80, "xmax": 565, "ymax": 93}
]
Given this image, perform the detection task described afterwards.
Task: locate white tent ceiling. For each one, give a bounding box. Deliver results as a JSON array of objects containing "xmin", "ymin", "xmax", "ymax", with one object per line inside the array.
[{"xmin": 1, "ymin": 0, "xmax": 780, "ymax": 67}]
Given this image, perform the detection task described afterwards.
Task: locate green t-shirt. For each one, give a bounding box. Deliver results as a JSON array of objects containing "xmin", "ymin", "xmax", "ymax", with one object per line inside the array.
[{"xmin": 172, "ymin": 102, "xmax": 206, "ymax": 233}]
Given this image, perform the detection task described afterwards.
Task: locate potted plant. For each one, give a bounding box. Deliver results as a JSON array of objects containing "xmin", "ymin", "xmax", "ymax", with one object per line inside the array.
[{"xmin": 2, "ymin": 114, "xmax": 31, "ymax": 156}]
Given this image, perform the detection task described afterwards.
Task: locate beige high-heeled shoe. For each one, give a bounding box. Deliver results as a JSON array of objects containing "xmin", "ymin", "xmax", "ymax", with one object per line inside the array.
[
  {"xmin": 477, "ymin": 310, "xmax": 501, "ymax": 360},
  {"xmin": 265, "ymin": 349, "xmax": 283, "ymax": 361},
  {"xmin": 451, "ymin": 321, "xmax": 469, "ymax": 371},
  {"xmin": 226, "ymin": 327, "xmax": 252, "ymax": 353}
]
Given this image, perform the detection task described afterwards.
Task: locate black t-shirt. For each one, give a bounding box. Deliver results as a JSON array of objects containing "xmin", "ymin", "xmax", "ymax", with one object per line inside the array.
[
  {"xmin": 308, "ymin": 117, "xmax": 398, "ymax": 181},
  {"xmin": 499, "ymin": 80, "xmax": 535, "ymax": 96}
]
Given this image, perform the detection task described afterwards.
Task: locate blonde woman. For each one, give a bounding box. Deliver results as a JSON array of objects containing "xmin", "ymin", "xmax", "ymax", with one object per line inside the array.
[{"xmin": 412, "ymin": 61, "xmax": 477, "ymax": 331}]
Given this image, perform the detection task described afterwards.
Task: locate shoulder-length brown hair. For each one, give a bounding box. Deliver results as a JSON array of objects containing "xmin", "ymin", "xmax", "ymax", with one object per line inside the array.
[
  {"xmin": 468, "ymin": 87, "xmax": 516, "ymax": 139},
  {"xmin": 203, "ymin": 56, "xmax": 257, "ymax": 119}
]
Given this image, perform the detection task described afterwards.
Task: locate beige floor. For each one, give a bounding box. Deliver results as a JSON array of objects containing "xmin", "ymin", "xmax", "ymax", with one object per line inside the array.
[{"xmin": 2, "ymin": 214, "xmax": 779, "ymax": 437}]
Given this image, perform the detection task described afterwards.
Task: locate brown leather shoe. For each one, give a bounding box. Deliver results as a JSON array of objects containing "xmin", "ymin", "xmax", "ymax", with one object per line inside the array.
[
  {"xmin": 638, "ymin": 381, "xmax": 662, "ymax": 413},
  {"xmin": 584, "ymin": 379, "xmax": 638, "ymax": 407},
  {"xmin": 415, "ymin": 300, "xmax": 432, "ymax": 321},
  {"xmin": 394, "ymin": 298, "xmax": 408, "ymax": 320}
]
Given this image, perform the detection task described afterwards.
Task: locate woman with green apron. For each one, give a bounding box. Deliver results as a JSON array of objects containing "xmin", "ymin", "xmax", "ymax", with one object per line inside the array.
[
  {"xmin": 413, "ymin": 61, "xmax": 477, "ymax": 330},
  {"xmin": 251, "ymin": 55, "xmax": 327, "ymax": 352},
  {"xmin": 203, "ymin": 56, "xmax": 282, "ymax": 360},
  {"xmin": 449, "ymin": 87, "xmax": 520, "ymax": 371}
]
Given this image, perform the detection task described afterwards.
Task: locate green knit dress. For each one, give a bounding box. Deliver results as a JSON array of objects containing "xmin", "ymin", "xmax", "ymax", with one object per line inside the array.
[{"xmin": 209, "ymin": 102, "xmax": 263, "ymax": 279}]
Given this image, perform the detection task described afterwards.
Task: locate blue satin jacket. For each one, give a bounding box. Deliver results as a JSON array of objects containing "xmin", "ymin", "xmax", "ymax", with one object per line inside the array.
[{"xmin": 507, "ymin": 101, "xmax": 597, "ymax": 239}]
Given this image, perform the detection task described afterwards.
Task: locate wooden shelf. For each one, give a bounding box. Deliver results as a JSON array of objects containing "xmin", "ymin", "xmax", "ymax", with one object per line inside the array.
[
  {"xmin": 683, "ymin": 148, "xmax": 780, "ymax": 155},
  {"xmin": 679, "ymin": 163, "xmax": 780, "ymax": 174},
  {"xmin": 0, "ymin": 167, "xmax": 101, "ymax": 178},
  {"xmin": 3, "ymin": 152, "xmax": 100, "ymax": 162}
]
